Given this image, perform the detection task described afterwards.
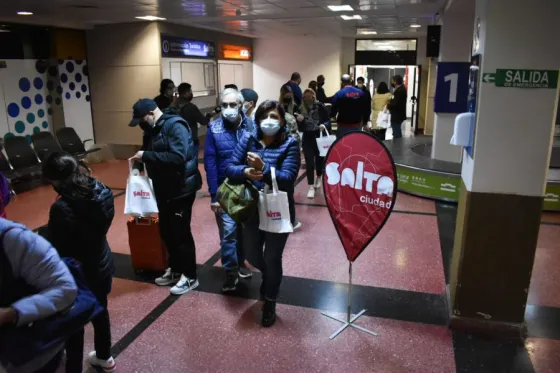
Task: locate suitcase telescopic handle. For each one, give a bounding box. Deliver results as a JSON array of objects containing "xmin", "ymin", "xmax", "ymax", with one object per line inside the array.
[{"xmin": 134, "ymin": 216, "xmax": 154, "ymax": 225}]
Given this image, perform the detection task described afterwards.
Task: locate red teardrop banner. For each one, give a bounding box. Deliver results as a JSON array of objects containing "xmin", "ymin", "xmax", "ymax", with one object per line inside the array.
[{"xmin": 322, "ymin": 131, "xmax": 397, "ymax": 262}]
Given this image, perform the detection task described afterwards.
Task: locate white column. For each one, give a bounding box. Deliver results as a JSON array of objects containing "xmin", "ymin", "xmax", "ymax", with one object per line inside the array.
[
  {"xmin": 449, "ymin": 0, "xmax": 560, "ymax": 334},
  {"xmin": 431, "ymin": 0, "xmax": 475, "ymax": 163},
  {"xmin": 462, "ymin": 0, "xmax": 560, "ymax": 194}
]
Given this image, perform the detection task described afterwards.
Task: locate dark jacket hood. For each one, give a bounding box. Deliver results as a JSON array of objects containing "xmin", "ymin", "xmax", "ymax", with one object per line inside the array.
[{"xmin": 58, "ymin": 179, "xmax": 114, "ymax": 233}]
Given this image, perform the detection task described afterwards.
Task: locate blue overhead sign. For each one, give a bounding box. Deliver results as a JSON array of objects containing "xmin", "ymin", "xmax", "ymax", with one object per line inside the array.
[
  {"xmin": 434, "ymin": 62, "xmax": 471, "ymax": 113},
  {"xmin": 161, "ymin": 34, "xmax": 215, "ymax": 58}
]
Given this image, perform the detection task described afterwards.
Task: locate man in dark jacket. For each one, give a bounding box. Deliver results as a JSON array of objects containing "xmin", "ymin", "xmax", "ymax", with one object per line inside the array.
[
  {"xmin": 286, "ymin": 72, "xmax": 303, "ymax": 106},
  {"xmin": 330, "ymin": 74, "xmax": 371, "ymax": 138},
  {"xmin": 170, "ymin": 82, "xmax": 209, "ymax": 158},
  {"xmin": 205, "ymin": 88, "xmax": 255, "ymax": 292},
  {"xmin": 387, "ymin": 75, "xmax": 407, "ymax": 139},
  {"xmin": 130, "ymin": 99, "xmax": 202, "ymax": 296},
  {"xmin": 356, "ymin": 76, "xmax": 372, "ymax": 127},
  {"xmin": 316, "ymin": 74, "xmax": 331, "ymax": 104},
  {"xmin": 153, "ymin": 79, "xmax": 175, "ymax": 110}
]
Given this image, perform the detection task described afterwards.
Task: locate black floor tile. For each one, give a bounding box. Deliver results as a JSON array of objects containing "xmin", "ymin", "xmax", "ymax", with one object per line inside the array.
[
  {"xmin": 112, "ymin": 252, "xmax": 449, "ymax": 327},
  {"xmin": 526, "ymin": 304, "xmax": 560, "ymax": 340},
  {"xmin": 453, "ymin": 331, "xmax": 535, "ymax": 373},
  {"xmin": 435, "ymin": 201, "xmax": 457, "ymax": 284}
]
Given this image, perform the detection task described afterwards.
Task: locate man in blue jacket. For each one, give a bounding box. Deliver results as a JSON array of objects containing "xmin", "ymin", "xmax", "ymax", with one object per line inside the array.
[
  {"xmin": 330, "ymin": 74, "xmax": 371, "ymax": 138},
  {"xmin": 205, "ymin": 88, "xmax": 255, "ymax": 292},
  {"xmin": 130, "ymin": 99, "xmax": 202, "ymax": 296}
]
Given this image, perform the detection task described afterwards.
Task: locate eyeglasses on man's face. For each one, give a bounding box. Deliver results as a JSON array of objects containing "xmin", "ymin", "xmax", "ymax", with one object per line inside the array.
[{"xmin": 221, "ymin": 102, "xmax": 238, "ymax": 109}]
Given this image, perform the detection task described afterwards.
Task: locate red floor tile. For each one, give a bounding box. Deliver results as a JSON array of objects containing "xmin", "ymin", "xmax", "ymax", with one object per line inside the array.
[
  {"xmin": 282, "ymin": 205, "xmax": 445, "ymax": 294},
  {"xmin": 393, "ymin": 192, "xmax": 437, "ymax": 214},
  {"xmin": 527, "ymin": 338, "xmax": 560, "ymax": 373},
  {"xmin": 6, "ymin": 185, "xmax": 57, "ymax": 229},
  {"xmin": 90, "ymin": 160, "xmax": 130, "ymax": 190},
  {"xmin": 528, "ymin": 226, "xmax": 560, "ymax": 307},
  {"xmin": 82, "ymin": 279, "xmax": 169, "ymax": 367},
  {"xmin": 541, "ymin": 212, "xmax": 560, "ymax": 223},
  {"xmin": 115, "ymin": 292, "xmax": 455, "ymax": 373}
]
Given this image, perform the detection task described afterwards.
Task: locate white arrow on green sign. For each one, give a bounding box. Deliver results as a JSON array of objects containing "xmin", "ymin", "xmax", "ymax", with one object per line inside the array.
[
  {"xmin": 483, "ymin": 69, "xmax": 559, "ymax": 89},
  {"xmin": 482, "ymin": 73, "xmax": 495, "ymax": 83}
]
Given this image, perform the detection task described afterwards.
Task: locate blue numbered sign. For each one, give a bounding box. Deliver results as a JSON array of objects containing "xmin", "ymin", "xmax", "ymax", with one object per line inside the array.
[{"xmin": 434, "ymin": 62, "xmax": 471, "ymax": 113}]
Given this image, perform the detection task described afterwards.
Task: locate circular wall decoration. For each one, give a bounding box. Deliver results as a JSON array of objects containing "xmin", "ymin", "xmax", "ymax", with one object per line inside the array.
[
  {"xmin": 15, "ymin": 121, "xmax": 25, "ymax": 134},
  {"xmin": 7, "ymin": 103, "xmax": 20, "ymax": 118},
  {"xmin": 21, "ymin": 97, "xmax": 32, "ymax": 109},
  {"xmin": 19, "ymin": 78, "xmax": 31, "ymax": 92},
  {"xmin": 34, "ymin": 77, "xmax": 44, "ymax": 90}
]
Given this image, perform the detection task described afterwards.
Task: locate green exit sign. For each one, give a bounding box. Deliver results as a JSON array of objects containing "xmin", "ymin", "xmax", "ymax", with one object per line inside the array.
[{"xmin": 494, "ymin": 69, "xmax": 559, "ymax": 89}]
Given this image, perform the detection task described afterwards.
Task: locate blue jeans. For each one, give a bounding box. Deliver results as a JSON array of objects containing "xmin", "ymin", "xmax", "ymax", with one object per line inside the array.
[
  {"xmin": 391, "ymin": 121, "xmax": 403, "ymax": 139},
  {"xmin": 242, "ymin": 213, "xmax": 289, "ymax": 301},
  {"xmin": 216, "ymin": 210, "xmax": 243, "ymax": 272}
]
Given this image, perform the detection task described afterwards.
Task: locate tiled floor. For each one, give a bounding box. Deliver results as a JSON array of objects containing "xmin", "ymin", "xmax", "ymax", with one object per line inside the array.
[
  {"xmin": 114, "ymin": 292, "xmax": 456, "ymax": 373},
  {"xmin": 5, "ymin": 158, "xmax": 560, "ymax": 373}
]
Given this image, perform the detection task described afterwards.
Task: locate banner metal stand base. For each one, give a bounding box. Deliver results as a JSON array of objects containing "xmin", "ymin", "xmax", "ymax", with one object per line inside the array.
[
  {"xmin": 321, "ymin": 309, "xmax": 378, "ymax": 339},
  {"xmin": 321, "ymin": 261, "xmax": 378, "ymax": 340}
]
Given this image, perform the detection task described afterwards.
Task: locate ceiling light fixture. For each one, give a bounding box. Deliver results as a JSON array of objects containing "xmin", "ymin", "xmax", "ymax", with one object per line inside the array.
[
  {"xmin": 357, "ymin": 29, "xmax": 377, "ymax": 35},
  {"xmin": 341, "ymin": 15, "xmax": 362, "ymax": 20},
  {"xmin": 410, "ymin": 24, "xmax": 421, "ymax": 28},
  {"xmin": 17, "ymin": 11, "xmax": 33, "ymax": 16},
  {"xmin": 135, "ymin": 15, "xmax": 166, "ymax": 21},
  {"xmin": 328, "ymin": 5, "xmax": 354, "ymax": 11}
]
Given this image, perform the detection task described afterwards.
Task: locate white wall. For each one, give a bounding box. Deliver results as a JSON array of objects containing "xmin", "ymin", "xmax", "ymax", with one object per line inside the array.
[
  {"xmin": 59, "ymin": 60, "xmax": 94, "ymax": 144},
  {"xmin": 0, "ymin": 60, "xmax": 53, "ymax": 141},
  {"xmin": 253, "ymin": 37, "xmax": 342, "ymax": 103},
  {"xmin": 218, "ymin": 60, "xmax": 253, "ymax": 91},
  {"xmin": 161, "ymin": 57, "xmax": 218, "ymax": 109}
]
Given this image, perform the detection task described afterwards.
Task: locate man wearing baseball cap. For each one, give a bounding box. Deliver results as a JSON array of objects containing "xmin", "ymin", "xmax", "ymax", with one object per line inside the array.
[
  {"xmin": 129, "ymin": 98, "xmax": 202, "ymax": 296},
  {"xmin": 240, "ymin": 88, "xmax": 259, "ymax": 121}
]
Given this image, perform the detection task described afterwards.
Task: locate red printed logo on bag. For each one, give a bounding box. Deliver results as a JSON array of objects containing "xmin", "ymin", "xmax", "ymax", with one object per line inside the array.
[
  {"xmin": 133, "ymin": 190, "xmax": 151, "ymax": 199},
  {"xmin": 267, "ymin": 210, "xmax": 281, "ymax": 220}
]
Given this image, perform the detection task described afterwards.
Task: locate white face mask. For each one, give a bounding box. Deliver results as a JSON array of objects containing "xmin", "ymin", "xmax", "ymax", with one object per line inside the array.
[
  {"xmin": 260, "ymin": 118, "xmax": 281, "ymax": 136},
  {"xmin": 222, "ymin": 107, "xmax": 239, "ymax": 122}
]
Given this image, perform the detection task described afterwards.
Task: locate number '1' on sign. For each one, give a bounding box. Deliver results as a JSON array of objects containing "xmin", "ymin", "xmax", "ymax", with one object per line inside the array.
[
  {"xmin": 434, "ymin": 62, "xmax": 471, "ymax": 114},
  {"xmin": 444, "ymin": 73, "xmax": 458, "ymax": 103}
]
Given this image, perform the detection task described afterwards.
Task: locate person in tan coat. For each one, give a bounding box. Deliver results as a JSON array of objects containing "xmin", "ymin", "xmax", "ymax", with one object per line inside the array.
[{"xmin": 370, "ymin": 82, "xmax": 393, "ymax": 140}]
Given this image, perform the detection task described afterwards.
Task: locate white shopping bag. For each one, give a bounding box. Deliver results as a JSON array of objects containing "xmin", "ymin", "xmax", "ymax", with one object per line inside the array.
[
  {"xmin": 316, "ymin": 128, "xmax": 336, "ymax": 157},
  {"xmin": 376, "ymin": 110, "xmax": 391, "ymax": 129},
  {"xmin": 124, "ymin": 158, "xmax": 159, "ymax": 216},
  {"xmin": 258, "ymin": 167, "xmax": 293, "ymax": 234}
]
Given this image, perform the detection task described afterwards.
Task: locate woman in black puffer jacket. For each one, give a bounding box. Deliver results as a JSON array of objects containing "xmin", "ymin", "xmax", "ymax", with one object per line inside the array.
[{"xmin": 41, "ymin": 152, "xmax": 116, "ymax": 373}]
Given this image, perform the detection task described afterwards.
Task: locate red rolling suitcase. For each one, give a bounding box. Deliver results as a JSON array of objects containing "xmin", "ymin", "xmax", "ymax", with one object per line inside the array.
[{"xmin": 127, "ymin": 216, "xmax": 168, "ymax": 272}]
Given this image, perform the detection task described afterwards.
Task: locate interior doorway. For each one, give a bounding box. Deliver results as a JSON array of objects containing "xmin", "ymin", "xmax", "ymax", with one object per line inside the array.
[{"xmin": 349, "ymin": 65, "xmax": 420, "ymax": 132}]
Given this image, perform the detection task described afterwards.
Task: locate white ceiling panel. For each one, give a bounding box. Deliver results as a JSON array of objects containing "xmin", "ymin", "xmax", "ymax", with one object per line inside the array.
[{"xmin": 0, "ymin": 0, "xmax": 446, "ymax": 38}]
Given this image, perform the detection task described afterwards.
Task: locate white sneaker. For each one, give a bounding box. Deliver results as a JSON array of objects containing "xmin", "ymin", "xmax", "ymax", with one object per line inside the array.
[
  {"xmin": 155, "ymin": 268, "xmax": 179, "ymax": 286},
  {"xmin": 170, "ymin": 275, "xmax": 199, "ymax": 295},
  {"xmin": 293, "ymin": 221, "xmax": 302, "ymax": 231},
  {"xmin": 307, "ymin": 186, "xmax": 315, "ymax": 199},
  {"xmin": 88, "ymin": 351, "xmax": 116, "ymax": 373},
  {"xmin": 314, "ymin": 176, "xmax": 322, "ymax": 189}
]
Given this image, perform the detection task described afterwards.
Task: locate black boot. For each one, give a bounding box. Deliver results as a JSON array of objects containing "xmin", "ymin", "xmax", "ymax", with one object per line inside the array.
[{"xmin": 261, "ymin": 300, "xmax": 276, "ymax": 327}]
